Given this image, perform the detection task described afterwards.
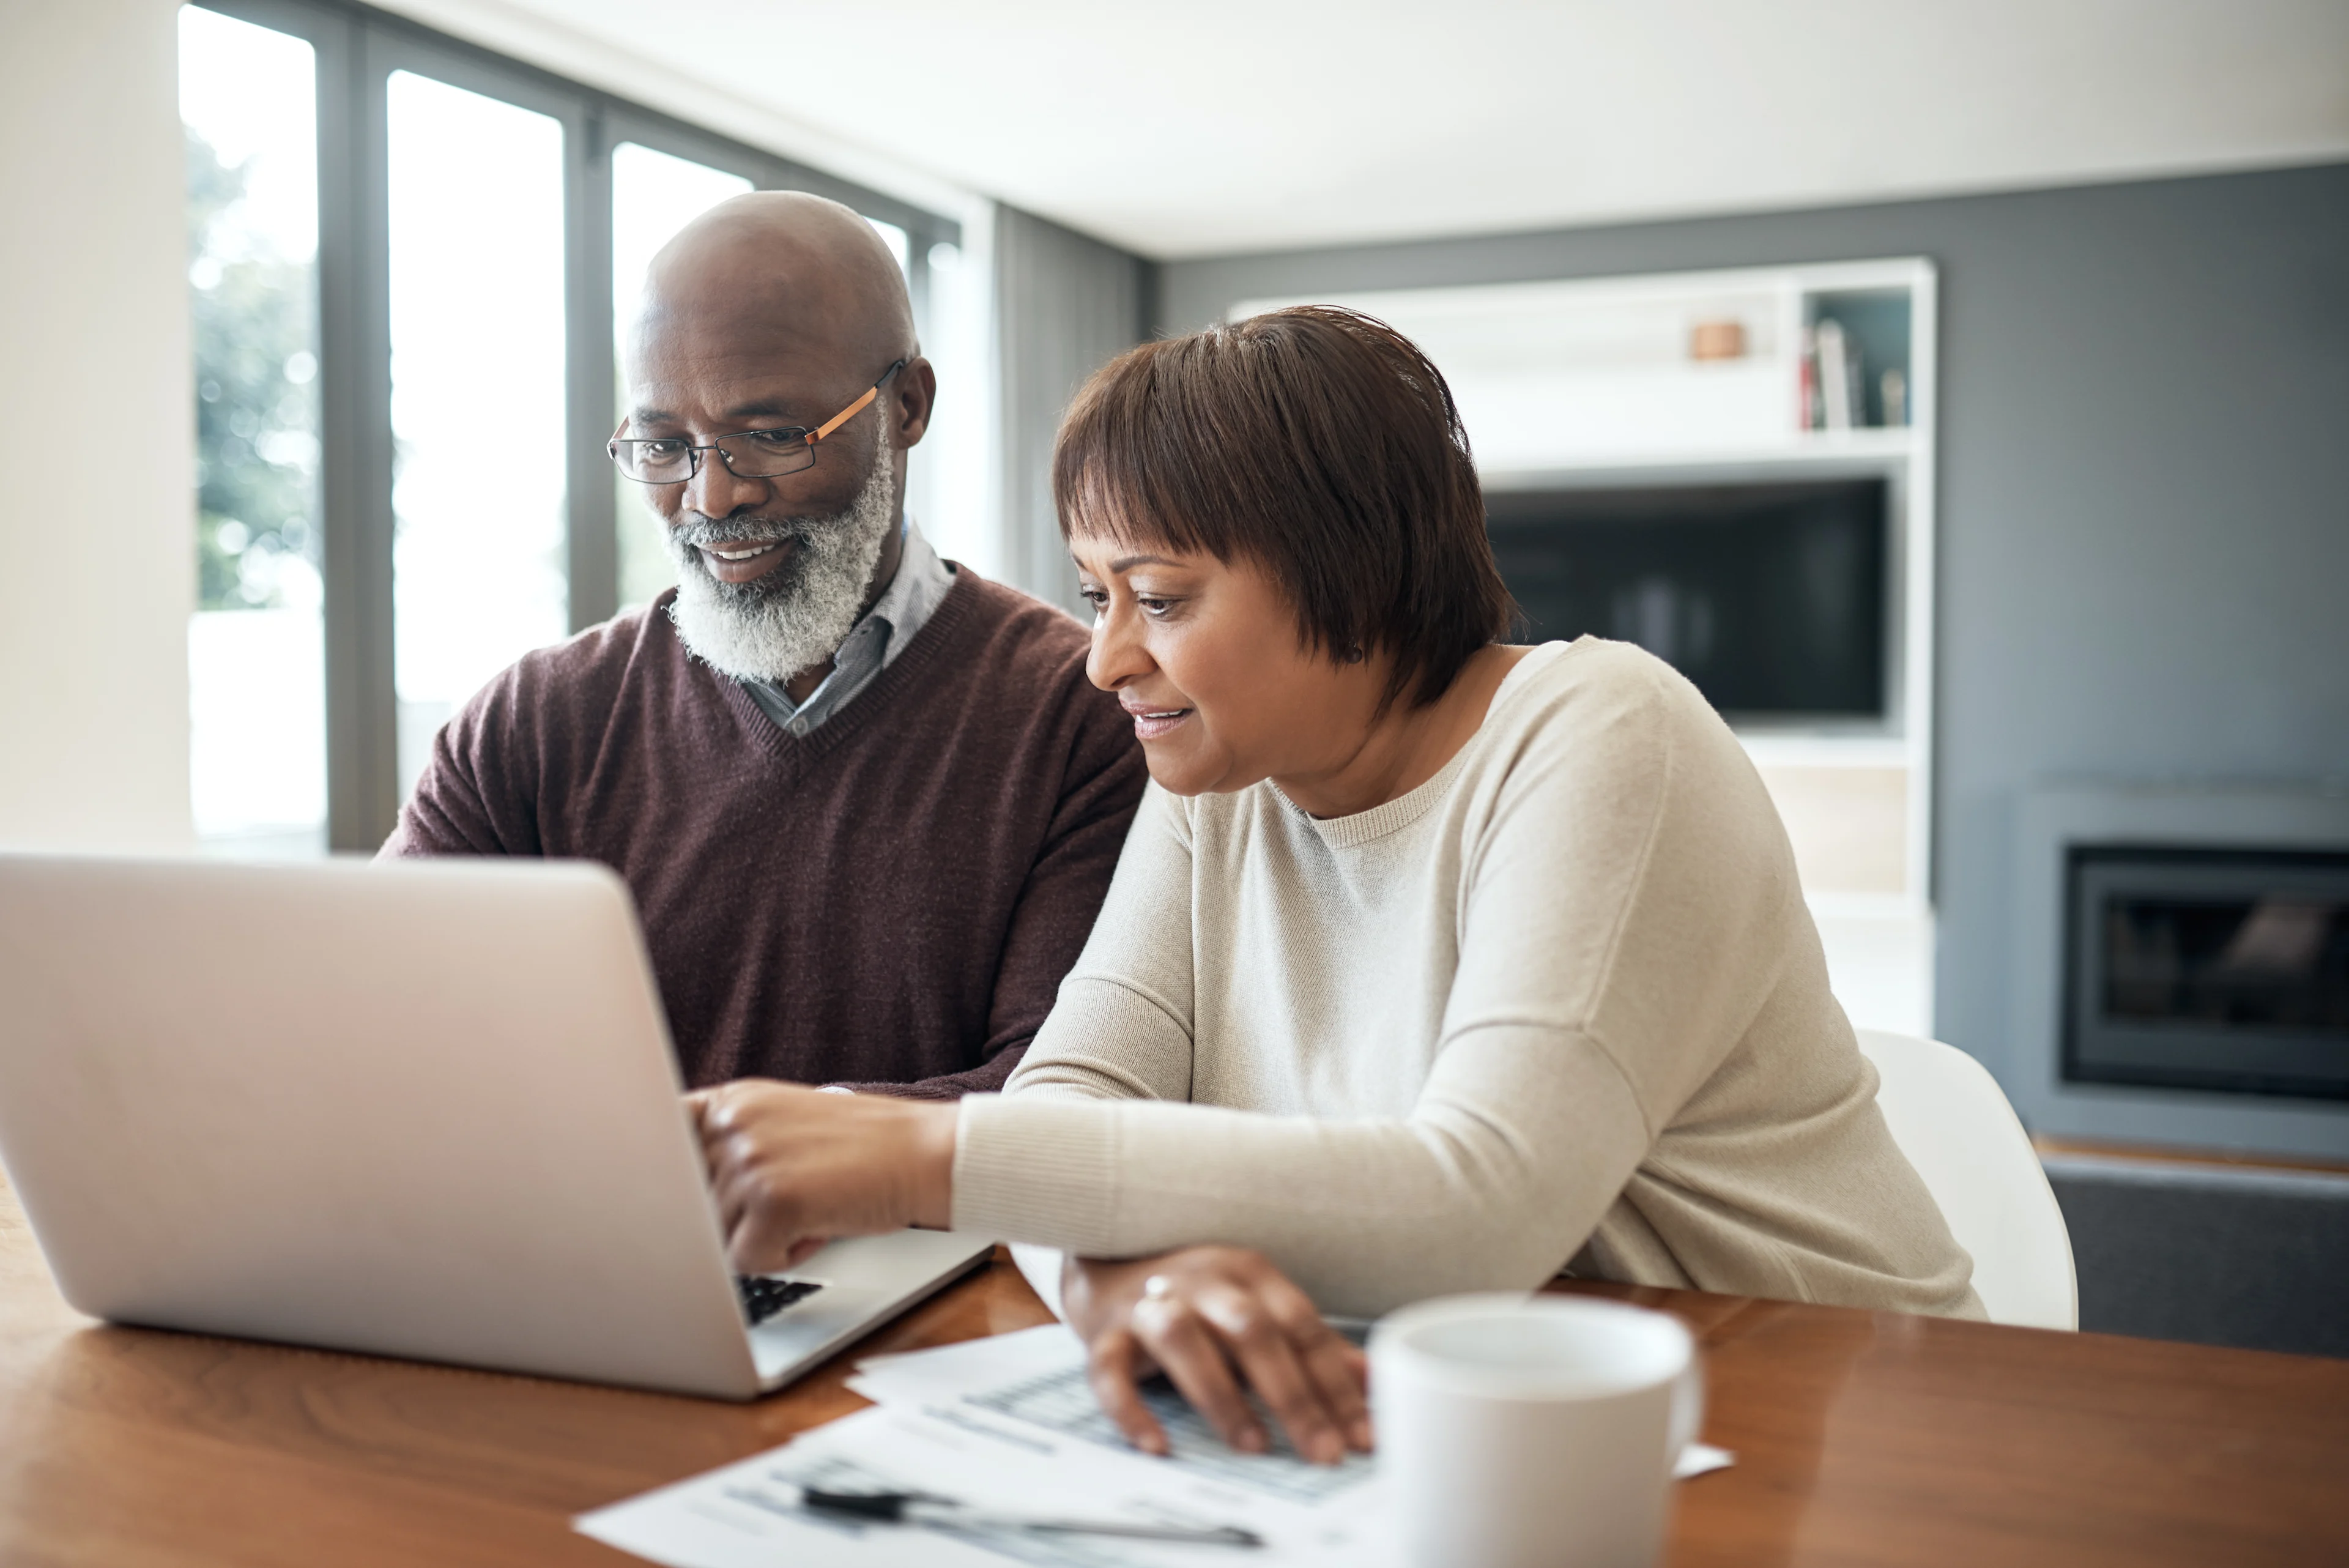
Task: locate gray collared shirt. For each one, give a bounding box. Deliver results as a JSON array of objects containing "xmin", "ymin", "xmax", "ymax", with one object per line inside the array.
[{"xmin": 738, "ymin": 520, "xmax": 956, "ymax": 738}]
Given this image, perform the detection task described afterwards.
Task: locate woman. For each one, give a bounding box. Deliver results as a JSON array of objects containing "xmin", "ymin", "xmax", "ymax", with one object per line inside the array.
[{"xmin": 691, "ymin": 306, "xmax": 1980, "ymax": 1468}]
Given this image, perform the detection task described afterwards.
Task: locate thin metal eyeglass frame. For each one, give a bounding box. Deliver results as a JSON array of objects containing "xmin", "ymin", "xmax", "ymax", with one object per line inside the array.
[{"xmin": 609, "ymin": 358, "xmax": 908, "ymax": 485}]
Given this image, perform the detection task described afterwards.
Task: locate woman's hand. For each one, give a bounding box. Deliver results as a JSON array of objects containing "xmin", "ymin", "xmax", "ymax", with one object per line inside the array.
[
  {"xmin": 686, "ymin": 1080, "xmax": 957, "ymax": 1274},
  {"xmin": 1061, "ymin": 1246, "xmax": 1372, "ymax": 1466}
]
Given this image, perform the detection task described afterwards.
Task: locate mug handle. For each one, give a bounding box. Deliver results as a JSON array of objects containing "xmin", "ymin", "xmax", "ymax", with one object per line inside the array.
[{"xmin": 1669, "ymin": 1354, "xmax": 1706, "ymax": 1460}]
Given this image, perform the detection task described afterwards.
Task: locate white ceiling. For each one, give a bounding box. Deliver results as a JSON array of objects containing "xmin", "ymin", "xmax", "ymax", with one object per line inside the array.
[{"xmin": 379, "ymin": 0, "xmax": 2349, "ymax": 259}]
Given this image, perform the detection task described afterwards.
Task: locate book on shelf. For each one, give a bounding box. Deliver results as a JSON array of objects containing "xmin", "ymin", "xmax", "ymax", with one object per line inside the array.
[
  {"xmin": 1880, "ymin": 368, "xmax": 1907, "ymax": 428},
  {"xmin": 1806, "ymin": 318, "xmax": 1864, "ymax": 431},
  {"xmin": 1800, "ymin": 327, "xmax": 1820, "ymax": 431},
  {"xmin": 1818, "ymin": 319, "xmax": 1853, "ymax": 430}
]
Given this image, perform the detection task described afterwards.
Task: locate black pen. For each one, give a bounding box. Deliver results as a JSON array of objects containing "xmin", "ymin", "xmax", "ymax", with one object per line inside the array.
[{"xmin": 800, "ymin": 1488, "xmax": 1264, "ymax": 1548}]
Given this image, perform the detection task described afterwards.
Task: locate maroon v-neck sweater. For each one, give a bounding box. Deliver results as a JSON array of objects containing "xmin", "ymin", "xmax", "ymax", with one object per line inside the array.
[{"xmin": 380, "ymin": 570, "xmax": 1146, "ymax": 1098}]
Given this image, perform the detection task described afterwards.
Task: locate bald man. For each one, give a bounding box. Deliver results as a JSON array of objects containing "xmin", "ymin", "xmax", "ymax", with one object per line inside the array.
[{"xmin": 380, "ymin": 194, "xmax": 1146, "ymax": 1098}]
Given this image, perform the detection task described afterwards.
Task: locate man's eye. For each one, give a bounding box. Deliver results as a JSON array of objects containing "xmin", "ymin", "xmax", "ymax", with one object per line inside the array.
[
  {"xmin": 639, "ymin": 439, "xmax": 688, "ymax": 459},
  {"xmin": 740, "ymin": 429, "xmax": 806, "ymax": 453}
]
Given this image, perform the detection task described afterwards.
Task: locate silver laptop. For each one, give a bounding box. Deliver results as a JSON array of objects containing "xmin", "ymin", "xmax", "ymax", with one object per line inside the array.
[{"xmin": 0, "ymin": 852, "xmax": 993, "ymax": 1400}]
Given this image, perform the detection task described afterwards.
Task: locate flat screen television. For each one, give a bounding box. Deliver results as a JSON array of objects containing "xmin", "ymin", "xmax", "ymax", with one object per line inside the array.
[{"xmin": 1485, "ymin": 477, "xmax": 1890, "ymax": 721}]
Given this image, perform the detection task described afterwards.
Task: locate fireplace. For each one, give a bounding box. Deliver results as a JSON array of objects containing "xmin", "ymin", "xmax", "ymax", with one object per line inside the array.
[
  {"xmin": 2010, "ymin": 786, "xmax": 2349, "ymax": 1161},
  {"xmin": 2065, "ymin": 847, "xmax": 2349, "ymax": 1101}
]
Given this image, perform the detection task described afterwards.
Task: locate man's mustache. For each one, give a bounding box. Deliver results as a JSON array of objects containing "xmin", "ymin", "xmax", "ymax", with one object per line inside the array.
[{"xmin": 670, "ymin": 513, "xmax": 807, "ymax": 552}]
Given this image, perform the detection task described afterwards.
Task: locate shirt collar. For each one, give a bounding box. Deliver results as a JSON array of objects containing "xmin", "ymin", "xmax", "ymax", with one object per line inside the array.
[
  {"xmin": 863, "ymin": 517, "xmax": 947, "ymax": 648},
  {"xmin": 733, "ymin": 518, "xmax": 952, "ymax": 729}
]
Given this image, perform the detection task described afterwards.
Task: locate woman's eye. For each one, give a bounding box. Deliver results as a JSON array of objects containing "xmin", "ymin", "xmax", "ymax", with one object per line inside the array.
[{"xmin": 1137, "ymin": 596, "xmax": 1176, "ymax": 617}]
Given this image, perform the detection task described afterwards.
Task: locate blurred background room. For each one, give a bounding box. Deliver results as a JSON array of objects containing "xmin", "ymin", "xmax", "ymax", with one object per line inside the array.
[{"xmin": 3, "ymin": 0, "xmax": 2345, "ymax": 1354}]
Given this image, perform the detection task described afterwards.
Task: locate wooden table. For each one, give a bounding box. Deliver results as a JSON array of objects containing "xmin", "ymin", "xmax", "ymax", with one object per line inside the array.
[{"xmin": 3, "ymin": 1170, "xmax": 2345, "ymax": 1567}]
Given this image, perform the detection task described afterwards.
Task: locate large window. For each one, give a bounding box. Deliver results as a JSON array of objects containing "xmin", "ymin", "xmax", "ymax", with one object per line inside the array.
[
  {"xmin": 180, "ymin": 6, "xmax": 326, "ymax": 856},
  {"xmin": 386, "ymin": 70, "xmax": 571, "ymax": 797},
  {"xmin": 180, "ymin": 0, "xmax": 959, "ymax": 852}
]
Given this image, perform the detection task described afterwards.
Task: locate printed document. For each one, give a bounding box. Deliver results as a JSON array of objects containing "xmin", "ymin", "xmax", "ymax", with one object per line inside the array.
[{"xmin": 576, "ymin": 1325, "xmax": 1727, "ymax": 1567}]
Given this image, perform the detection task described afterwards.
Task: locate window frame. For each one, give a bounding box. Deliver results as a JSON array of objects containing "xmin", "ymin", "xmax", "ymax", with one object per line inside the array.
[{"xmin": 191, "ymin": 0, "xmax": 957, "ymax": 849}]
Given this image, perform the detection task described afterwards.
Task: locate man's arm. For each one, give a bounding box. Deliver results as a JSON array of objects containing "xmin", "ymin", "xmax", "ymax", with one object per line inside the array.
[
  {"xmin": 831, "ymin": 690, "xmax": 1148, "ymax": 1100},
  {"xmin": 376, "ymin": 667, "xmax": 543, "ymax": 859}
]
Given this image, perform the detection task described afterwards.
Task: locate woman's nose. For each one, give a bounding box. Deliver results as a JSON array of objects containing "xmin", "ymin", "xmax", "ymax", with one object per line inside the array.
[{"xmin": 1086, "ymin": 601, "xmax": 1151, "ymax": 692}]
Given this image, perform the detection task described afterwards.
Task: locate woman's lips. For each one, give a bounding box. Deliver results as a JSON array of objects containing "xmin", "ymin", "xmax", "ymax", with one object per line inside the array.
[{"xmin": 1124, "ymin": 707, "xmax": 1192, "ymax": 741}]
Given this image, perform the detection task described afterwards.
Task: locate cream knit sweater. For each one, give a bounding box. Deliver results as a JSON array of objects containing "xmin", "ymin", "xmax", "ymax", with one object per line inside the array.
[{"xmin": 951, "ymin": 639, "xmax": 1983, "ymax": 1320}]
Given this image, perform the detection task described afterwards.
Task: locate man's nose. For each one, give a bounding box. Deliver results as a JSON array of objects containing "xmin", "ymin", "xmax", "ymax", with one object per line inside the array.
[
  {"xmin": 1085, "ymin": 598, "xmax": 1152, "ymax": 692},
  {"xmin": 680, "ymin": 450, "xmax": 767, "ymax": 521}
]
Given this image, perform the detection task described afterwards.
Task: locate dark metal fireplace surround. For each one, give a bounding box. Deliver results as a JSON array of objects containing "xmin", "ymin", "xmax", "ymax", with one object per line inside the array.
[{"xmin": 2065, "ymin": 846, "xmax": 2349, "ymax": 1102}]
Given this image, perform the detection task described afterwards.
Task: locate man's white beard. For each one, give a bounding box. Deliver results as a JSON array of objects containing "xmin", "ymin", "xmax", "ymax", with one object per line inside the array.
[{"xmin": 665, "ymin": 439, "xmax": 898, "ymax": 685}]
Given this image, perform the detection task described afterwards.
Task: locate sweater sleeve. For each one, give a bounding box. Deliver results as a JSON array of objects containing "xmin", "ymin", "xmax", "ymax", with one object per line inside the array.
[
  {"xmin": 951, "ymin": 656, "xmax": 1803, "ymax": 1318},
  {"xmin": 376, "ymin": 663, "xmax": 544, "ymax": 859}
]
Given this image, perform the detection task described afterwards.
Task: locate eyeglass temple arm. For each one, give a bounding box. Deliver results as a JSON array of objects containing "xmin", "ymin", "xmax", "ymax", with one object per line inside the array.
[{"xmin": 810, "ymin": 359, "xmax": 909, "ymax": 444}]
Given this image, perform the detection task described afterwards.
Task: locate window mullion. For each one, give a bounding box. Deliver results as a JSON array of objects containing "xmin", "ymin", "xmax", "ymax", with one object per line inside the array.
[
  {"xmin": 317, "ymin": 12, "xmax": 399, "ymax": 850},
  {"xmin": 566, "ymin": 105, "xmax": 619, "ymax": 633}
]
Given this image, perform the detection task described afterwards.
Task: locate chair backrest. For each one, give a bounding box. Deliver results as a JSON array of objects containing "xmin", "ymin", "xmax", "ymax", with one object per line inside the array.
[{"xmin": 1854, "ymin": 1030, "xmax": 2079, "ymax": 1331}]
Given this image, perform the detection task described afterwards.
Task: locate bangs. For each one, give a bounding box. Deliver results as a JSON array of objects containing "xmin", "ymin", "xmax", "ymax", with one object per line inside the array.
[
  {"xmin": 1053, "ymin": 333, "xmax": 1272, "ymax": 565},
  {"xmin": 1050, "ymin": 307, "xmax": 1514, "ymax": 708}
]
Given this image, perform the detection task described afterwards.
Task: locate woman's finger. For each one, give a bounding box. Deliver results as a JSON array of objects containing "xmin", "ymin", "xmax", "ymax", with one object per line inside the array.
[
  {"xmin": 1254, "ymin": 1274, "xmax": 1374, "ymax": 1451},
  {"xmin": 711, "ymin": 1159, "xmax": 754, "ymax": 1242},
  {"xmin": 1084, "ymin": 1328, "xmax": 1170, "ymax": 1457},
  {"xmin": 719, "ymin": 1168, "xmax": 809, "ymax": 1274},
  {"xmin": 1132, "ymin": 1295, "xmax": 1266, "ymax": 1455},
  {"xmin": 1190, "ymin": 1284, "xmax": 1345, "ymax": 1464},
  {"xmin": 683, "ymin": 1091, "xmax": 726, "ymax": 1180},
  {"xmin": 1296, "ymin": 1337, "xmax": 1373, "ymax": 1452}
]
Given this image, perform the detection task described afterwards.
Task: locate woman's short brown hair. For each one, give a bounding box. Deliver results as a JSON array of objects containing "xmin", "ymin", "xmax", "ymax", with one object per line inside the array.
[{"xmin": 1052, "ymin": 305, "xmax": 1515, "ymax": 710}]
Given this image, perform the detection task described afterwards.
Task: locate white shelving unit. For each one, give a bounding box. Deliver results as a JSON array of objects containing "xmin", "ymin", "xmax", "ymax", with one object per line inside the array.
[{"xmin": 1234, "ymin": 259, "xmax": 1940, "ymax": 1034}]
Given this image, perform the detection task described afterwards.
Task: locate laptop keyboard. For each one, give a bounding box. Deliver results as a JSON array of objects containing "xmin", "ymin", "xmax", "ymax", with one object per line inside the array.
[{"xmin": 737, "ymin": 1276, "xmax": 823, "ymax": 1326}]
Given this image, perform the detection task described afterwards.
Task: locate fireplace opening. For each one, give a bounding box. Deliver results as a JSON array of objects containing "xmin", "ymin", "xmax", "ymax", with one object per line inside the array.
[{"xmin": 2065, "ymin": 846, "xmax": 2349, "ymax": 1101}]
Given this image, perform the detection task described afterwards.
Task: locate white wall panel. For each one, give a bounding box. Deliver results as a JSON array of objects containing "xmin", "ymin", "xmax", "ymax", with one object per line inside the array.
[{"xmin": 0, "ymin": 0, "xmax": 196, "ymax": 852}]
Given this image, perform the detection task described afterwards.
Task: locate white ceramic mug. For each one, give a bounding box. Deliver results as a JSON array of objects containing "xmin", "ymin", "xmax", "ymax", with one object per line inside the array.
[{"xmin": 1369, "ymin": 1293, "xmax": 1704, "ymax": 1568}]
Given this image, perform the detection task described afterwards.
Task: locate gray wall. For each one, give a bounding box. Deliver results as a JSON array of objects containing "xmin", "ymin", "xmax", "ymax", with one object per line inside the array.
[
  {"xmin": 995, "ymin": 204, "xmax": 1151, "ymax": 615},
  {"xmin": 1158, "ymin": 165, "xmax": 2349, "ymax": 1093}
]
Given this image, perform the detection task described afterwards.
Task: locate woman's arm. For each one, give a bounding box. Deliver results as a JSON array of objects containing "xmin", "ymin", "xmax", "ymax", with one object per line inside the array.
[
  {"xmin": 953, "ymin": 658, "xmax": 1798, "ymax": 1317},
  {"xmin": 694, "ymin": 658, "xmax": 1797, "ymax": 1317},
  {"xmin": 954, "ymin": 1031, "xmax": 1655, "ymax": 1317}
]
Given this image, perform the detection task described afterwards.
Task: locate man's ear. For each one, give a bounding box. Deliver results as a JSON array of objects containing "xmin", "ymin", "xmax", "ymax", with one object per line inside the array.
[{"xmin": 892, "ymin": 355, "xmax": 938, "ymax": 449}]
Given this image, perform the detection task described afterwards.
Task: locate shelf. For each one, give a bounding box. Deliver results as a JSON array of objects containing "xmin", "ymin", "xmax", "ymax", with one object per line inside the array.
[
  {"xmin": 1738, "ymin": 734, "xmax": 1912, "ymax": 767},
  {"xmin": 1482, "ymin": 426, "xmax": 1917, "ymax": 487},
  {"xmin": 1787, "ymin": 426, "xmax": 1918, "ymax": 459}
]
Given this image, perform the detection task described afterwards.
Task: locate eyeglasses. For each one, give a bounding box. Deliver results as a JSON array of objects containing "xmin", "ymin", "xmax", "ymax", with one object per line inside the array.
[{"xmin": 609, "ymin": 359, "xmax": 907, "ymax": 485}]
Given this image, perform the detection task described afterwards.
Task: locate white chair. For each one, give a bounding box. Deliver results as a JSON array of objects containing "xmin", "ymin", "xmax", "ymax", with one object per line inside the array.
[{"xmin": 1854, "ymin": 1029, "xmax": 2079, "ymax": 1331}]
